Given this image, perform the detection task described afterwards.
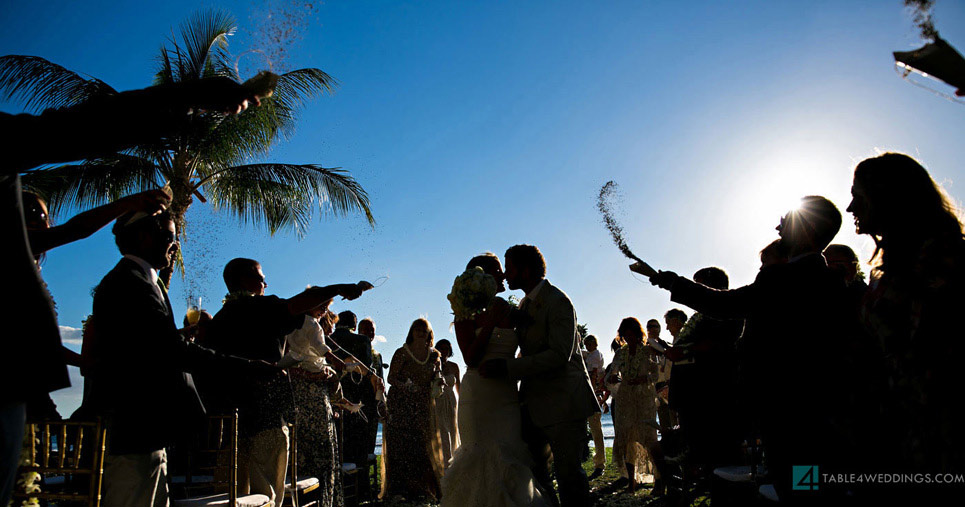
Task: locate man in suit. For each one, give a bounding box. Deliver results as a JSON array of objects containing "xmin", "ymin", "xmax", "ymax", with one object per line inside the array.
[
  {"xmin": 330, "ymin": 311, "xmax": 376, "ymax": 479},
  {"xmin": 0, "ymin": 77, "xmax": 263, "ymax": 505},
  {"xmin": 357, "ymin": 317, "xmax": 384, "ymax": 499},
  {"xmin": 206, "ymin": 259, "xmax": 365, "ymax": 507},
  {"xmin": 480, "ymin": 244, "xmax": 599, "ymax": 507},
  {"xmin": 89, "ymin": 210, "xmax": 275, "ymax": 507},
  {"xmin": 637, "ymin": 196, "xmax": 853, "ymax": 503}
]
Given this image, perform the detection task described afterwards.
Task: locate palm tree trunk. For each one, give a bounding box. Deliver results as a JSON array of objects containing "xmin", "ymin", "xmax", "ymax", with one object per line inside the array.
[{"xmin": 159, "ymin": 179, "xmax": 192, "ymax": 289}]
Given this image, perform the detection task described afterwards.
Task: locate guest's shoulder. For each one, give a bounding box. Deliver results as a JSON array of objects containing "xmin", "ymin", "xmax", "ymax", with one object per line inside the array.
[
  {"xmin": 542, "ymin": 280, "xmax": 574, "ymax": 306},
  {"xmin": 95, "ymin": 259, "xmax": 141, "ymax": 293}
]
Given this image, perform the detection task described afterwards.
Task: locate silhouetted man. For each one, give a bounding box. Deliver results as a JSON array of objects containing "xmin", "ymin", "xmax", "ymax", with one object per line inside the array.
[
  {"xmin": 636, "ymin": 195, "xmax": 852, "ymax": 503},
  {"xmin": 480, "ymin": 244, "xmax": 599, "ymax": 507},
  {"xmin": 207, "ymin": 258, "xmax": 365, "ymax": 506},
  {"xmin": 0, "ymin": 77, "xmax": 263, "ymax": 505},
  {"xmin": 90, "ymin": 211, "xmax": 275, "ymax": 507},
  {"xmin": 662, "ymin": 268, "xmax": 743, "ymax": 468},
  {"xmin": 330, "ymin": 311, "xmax": 375, "ymax": 471}
]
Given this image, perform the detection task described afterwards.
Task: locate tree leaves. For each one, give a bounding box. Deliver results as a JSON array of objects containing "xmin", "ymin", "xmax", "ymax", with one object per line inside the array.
[{"xmin": 0, "ymin": 55, "xmax": 116, "ymax": 113}]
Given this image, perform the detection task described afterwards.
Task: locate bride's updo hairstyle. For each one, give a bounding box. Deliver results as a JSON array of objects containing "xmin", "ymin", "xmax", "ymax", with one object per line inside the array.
[
  {"xmin": 467, "ymin": 252, "xmax": 501, "ymax": 277},
  {"xmin": 405, "ymin": 317, "xmax": 435, "ymax": 348},
  {"xmin": 617, "ymin": 317, "xmax": 645, "ymax": 346}
]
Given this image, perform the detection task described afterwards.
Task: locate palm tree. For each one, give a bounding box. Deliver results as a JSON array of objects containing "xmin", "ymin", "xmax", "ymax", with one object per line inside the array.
[{"xmin": 0, "ymin": 9, "xmax": 374, "ymax": 283}]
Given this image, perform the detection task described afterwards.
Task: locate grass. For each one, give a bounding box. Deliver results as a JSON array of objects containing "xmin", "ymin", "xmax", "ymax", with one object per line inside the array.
[{"xmin": 364, "ymin": 448, "xmax": 711, "ymax": 506}]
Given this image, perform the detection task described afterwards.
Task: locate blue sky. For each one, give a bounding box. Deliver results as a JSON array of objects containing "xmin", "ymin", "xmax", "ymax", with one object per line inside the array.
[{"xmin": 4, "ymin": 1, "xmax": 965, "ymax": 415}]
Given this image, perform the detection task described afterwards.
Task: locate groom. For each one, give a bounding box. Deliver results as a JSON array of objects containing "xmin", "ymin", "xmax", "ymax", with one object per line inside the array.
[{"xmin": 481, "ymin": 244, "xmax": 600, "ymax": 507}]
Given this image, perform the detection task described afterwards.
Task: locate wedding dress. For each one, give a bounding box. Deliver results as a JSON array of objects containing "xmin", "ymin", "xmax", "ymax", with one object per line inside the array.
[{"xmin": 441, "ymin": 328, "xmax": 547, "ymax": 506}]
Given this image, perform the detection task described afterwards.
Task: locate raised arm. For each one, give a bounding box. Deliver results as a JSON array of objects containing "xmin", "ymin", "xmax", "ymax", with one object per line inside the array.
[
  {"xmin": 287, "ymin": 283, "xmax": 365, "ymax": 315},
  {"xmin": 662, "ymin": 274, "xmax": 758, "ymax": 321},
  {"xmin": 29, "ymin": 190, "xmax": 169, "ymax": 254},
  {"xmin": 5, "ymin": 77, "xmax": 264, "ymax": 174}
]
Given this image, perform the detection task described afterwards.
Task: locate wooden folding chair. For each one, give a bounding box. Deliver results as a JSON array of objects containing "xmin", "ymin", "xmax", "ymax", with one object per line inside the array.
[
  {"xmin": 337, "ymin": 414, "xmax": 359, "ymax": 507},
  {"xmin": 283, "ymin": 421, "xmax": 321, "ymax": 507},
  {"xmin": 168, "ymin": 411, "xmax": 271, "ymax": 507},
  {"xmin": 12, "ymin": 418, "xmax": 107, "ymax": 507}
]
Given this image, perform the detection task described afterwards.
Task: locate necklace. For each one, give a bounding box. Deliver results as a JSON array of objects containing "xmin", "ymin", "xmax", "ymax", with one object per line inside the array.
[{"xmin": 404, "ymin": 343, "xmax": 429, "ymax": 364}]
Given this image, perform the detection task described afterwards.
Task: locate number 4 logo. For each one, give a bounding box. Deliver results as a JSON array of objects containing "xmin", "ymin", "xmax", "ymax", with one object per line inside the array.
[{"xmin": 792, "ymin": 465, "xmax": 819, "ymax": 491}]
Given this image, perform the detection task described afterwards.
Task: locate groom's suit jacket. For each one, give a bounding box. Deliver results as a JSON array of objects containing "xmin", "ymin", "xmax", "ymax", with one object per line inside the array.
[
  {"xmin": 89, "ymin": 257, "xmax": 255, "ymax": 454},
  {"xmin": 507, "ymin": 279, "xmax": 600, "ymax": 427}
]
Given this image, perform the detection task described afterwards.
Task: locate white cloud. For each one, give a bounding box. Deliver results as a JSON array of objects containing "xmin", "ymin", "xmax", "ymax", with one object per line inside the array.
[
  {"xmin": 374, "ymin": 334, "xmax": 387, "ymax": 343},
  {"xmin": 59, "ymin": 325, "xmax": 83, "ymax": 345}
]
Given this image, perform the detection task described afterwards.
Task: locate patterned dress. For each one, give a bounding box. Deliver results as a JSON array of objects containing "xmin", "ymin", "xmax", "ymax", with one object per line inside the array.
[
  {"xmin": 860, "ymin": 236, "xmax": 965, "ymax": 471},
  {"xmin": 285, "ymin": 316, "xmax": 342, "ymax": 507},
  {"xmin": 380, "ymin": 345, "xmax": 445, "ymax": 500},
  {"xmin": 611, "ymin": 343, "xmax": 659, "ymax": 482},
  {"xmin": 434, "ymin": 366, "xmax": 460, "ymax": 466}
]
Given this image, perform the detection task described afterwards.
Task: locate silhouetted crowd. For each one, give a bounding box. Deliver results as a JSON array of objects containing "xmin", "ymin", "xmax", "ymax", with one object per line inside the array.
[{"xmin": 2, "ymin": 77, "xmax": 964, "ymax": 507}]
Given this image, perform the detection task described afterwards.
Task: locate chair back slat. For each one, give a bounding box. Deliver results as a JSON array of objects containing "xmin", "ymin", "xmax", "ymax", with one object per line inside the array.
[
  {"xmin": 59, "ymin": 424, "xmax": 68, "ymax": 468},
  {"xmin": 13, "ymin": 418, "xmax": 107, "ymax": 507},
  {"xmin": 168, "ymin": 411, "xmax": 243, "ymax": 506},
  {"xmin": 42, "ymin": 423, "xmax": 50, "ymax": 468}
]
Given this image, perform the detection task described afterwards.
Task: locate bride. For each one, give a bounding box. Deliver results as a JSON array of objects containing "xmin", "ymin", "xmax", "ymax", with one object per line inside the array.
[{"xmin": 441, "ymin": 253, "xmax": 547, "ymax": 507}]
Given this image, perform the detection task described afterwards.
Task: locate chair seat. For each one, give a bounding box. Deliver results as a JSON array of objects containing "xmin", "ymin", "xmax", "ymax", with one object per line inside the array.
[
  {"xmin": 713, "ymin": 465, "xmax": 754, "ymax": 482},
  {"xmin": 171, "ymin": 475, "xmax": 215, "ymax": 484},
  {"xmin": 285, "ymin": 476, "xmax": 320, "ymax": 493},
  {"xmin": 42, "ymin": 475, "xmax": 66, "ymax": 486},
  {"xmin": 341, "ymin": 463, "xmax": 357, "ymax": 473},
  {"xmin": 173, "ymin": 493, "xmax": 272, "ymax": 507},
  {"xmin": 758, "ymin": 484, "xmax": 780, "ymax": 502}
]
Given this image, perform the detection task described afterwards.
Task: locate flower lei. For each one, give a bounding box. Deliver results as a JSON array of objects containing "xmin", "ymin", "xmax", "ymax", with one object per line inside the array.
[
  {"xmin": 222, "ymin": 290, "xmax": 256, "ymax": 305},
  {"xmin": 17, "ymin": 430, "xmax": 40, "ymax": 506},
  {"xmin": 674, "ymin": 312, "xmax": 704, "ymax": 349}
]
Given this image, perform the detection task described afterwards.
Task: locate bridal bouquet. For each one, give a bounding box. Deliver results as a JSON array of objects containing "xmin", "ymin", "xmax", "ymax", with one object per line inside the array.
[{"xmin": 447, "ymin": 266, "xmax": 498, "ymax": 320}]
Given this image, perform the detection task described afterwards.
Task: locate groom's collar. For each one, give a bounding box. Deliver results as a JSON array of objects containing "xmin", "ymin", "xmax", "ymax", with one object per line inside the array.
[
  {"xmin": 521, "ymin": 279, "xmax": 547, "ymax": 306},
  {"xmin": 123, "ymin": 254, "xmax": 158, "ymax": 286}
]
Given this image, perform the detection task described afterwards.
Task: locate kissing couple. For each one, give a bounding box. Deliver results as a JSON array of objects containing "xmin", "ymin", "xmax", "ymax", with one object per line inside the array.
[{"xmin": 442, "ymin": 245, "xmax": 600, "ymax": 507}]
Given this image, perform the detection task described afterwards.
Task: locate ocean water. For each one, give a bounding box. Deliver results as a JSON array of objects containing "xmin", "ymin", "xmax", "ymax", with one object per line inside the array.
[{"xmin": 374, "ymin": 412, "xmax": 614, "ymax": 455}]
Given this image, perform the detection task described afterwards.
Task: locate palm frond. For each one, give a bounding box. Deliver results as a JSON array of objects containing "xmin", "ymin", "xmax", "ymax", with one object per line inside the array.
[
  {"xmin": 0, "ymin": 55, "xmax": 116, "ymax": 113},
  {"xmin": 153, "ymin": 46, "xmax": 175, "ymax": 86},
  {"xmin": 178, "ymin": 9, "xmax": 236, "ymax": 80},
  {"xmin": 203, "ymin": 163, "xmax": 374, "ymax": 236},
  {"xmin": 273, "ymin": 68, "xmax": 338, "ymax": 111},
  {"xmin": 195, "ymin": 67, "xmax": 337, "ymax": 167},
  {"xmin": 21, "ymin": 155, "xmax": 162, "ymax": 217}
]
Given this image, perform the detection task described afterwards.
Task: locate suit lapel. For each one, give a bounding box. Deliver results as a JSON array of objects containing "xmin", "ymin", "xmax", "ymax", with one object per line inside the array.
[
  {"xmin": 158, "ymin": 280, "xmax": 174, "ymax": 318},
  {"xmin": 518, "ymin": 282, "xmax": 549, "ymax": 355}
]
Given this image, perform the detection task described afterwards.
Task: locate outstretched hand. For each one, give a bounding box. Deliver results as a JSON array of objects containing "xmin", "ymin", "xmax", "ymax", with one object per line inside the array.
[
  {"xmin": 126, "ymin": 189, "xmax": 171, "ymax": 215},
  {"xmin": 369, "ymin": 374, "xmax": 384, "ymax": 393},
  {"xmin": 182, "ymin": 76, "xmax": 264, "ymax": 115},
  {"xmin": 478, "ymin": 359, "xmax": 508, "ymax": 379},
  {"xmin": 650, "ymin": 270, "xmax": 679, "ymax": 290},
  {"xmin": 338, "ymin": 283, "xmax": 366, "ymax": 301},
  {"xmin": 629, "ymin": 261, "xmax": 658, "ymax": 278}
]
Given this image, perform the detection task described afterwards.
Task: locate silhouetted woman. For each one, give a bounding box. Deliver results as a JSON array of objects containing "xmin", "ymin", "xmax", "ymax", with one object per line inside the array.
[
  {"xmin": 848, "ymin": 152, "xmax": 965, "ymax": 472},
  {"xmin": 608, "ymin": 317, "xmax": 658, "ymax": 492},
  {"xmin": 380, "ymin": 318, "xmax": 445, "ymax": 501},
  {"xmin": 433, "ymin": 339, "xmax": 460, "ymax": 466}
]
